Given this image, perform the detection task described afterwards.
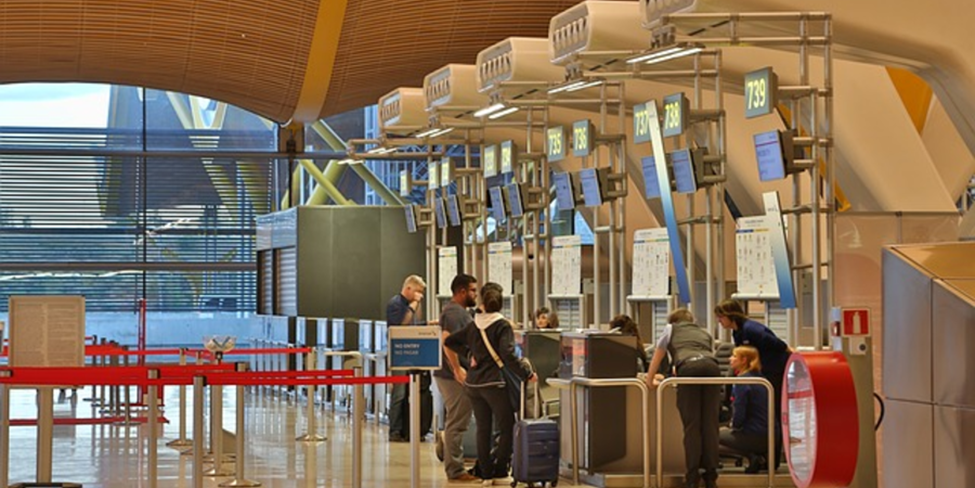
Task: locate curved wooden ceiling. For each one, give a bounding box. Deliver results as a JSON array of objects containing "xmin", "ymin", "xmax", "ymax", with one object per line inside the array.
[{"xmin": 0, "ymin": 0, "xmax": 585, "ymax": 123}]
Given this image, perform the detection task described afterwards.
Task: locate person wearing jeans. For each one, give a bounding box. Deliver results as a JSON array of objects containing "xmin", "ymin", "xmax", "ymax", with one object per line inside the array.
[
  {"xmin": 446, "ymin": 282, "xmax": 534, "ymax": 487},
  {"xmin": 433, "ymin": 274, "xmax": 478, "ymax": 481}
]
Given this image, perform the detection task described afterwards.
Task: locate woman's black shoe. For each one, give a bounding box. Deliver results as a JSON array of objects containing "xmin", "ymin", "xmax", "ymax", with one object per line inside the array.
[{"xmin": 744, "ymin": 455, "xmax": 767, "ymax": 474}]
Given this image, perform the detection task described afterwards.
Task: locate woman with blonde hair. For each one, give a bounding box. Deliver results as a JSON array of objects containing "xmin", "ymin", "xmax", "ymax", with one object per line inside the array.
[{"xmin": 719, "ymin": 346, "xmax": 770, "ymax": 473}]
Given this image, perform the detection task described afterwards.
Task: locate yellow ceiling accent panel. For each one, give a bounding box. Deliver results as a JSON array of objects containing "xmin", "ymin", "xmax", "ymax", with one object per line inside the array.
[
  {"xmin": 293, "ymin": 0, "xmax": 350, "ymax": 123},
  {"xmin": 319, "ymin": 0, "xmax": 581, "ymax": 118},
  {"xmin": 886, "ymin": 67, "xmax": 934, "ymax": 133}
]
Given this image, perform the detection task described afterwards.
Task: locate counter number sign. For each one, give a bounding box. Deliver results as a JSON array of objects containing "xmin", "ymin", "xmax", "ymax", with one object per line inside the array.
[
  {"xmin": 662, "ymin": 92, "xmax": 688, "ymax": 138},
  {"xmin": 500, "ymin": 140, "xmax": 516, "ymax": 174},
  {"xmin": 484, "ymin": 144, "xmax": 498, "ymax": 177},
  {"xmin": 744, "ymin": 67, "xmax": 778, "ymax": 119},
  {"xmin": 440, "ymin": 157, "xmax": 452, "ymax": 187},
  {"xmin": 547, "ymin": 126, "xmax": 566, "ymax": 162},
  {"xmin": 573, "ymin": 120, "xmax": 593, "ymax": 157},
  {"xmin": 633, "ymin": 102, "xmax": 652, "ymax": 144}
]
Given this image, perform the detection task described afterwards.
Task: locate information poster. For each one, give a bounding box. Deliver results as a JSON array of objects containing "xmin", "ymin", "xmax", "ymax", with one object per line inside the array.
[
  {"xmin": 735, "ymin": 217, "xmax": 777, "ymax": 298},
  {"xmin": 551, "ymin": 235, "xmax": 582, "ymax": 296},
  {"xmin": 632, "ymin": 228, "xmax": 670, "ymax": 298},
  {"xmin": 437, "ymin": 246, "xmax": 458, "ymax": 296},
  {"xmin": 488, "ymin": 241, "xmax": 513, "ymax": 295},
  {"xmin": 9, "ymin": 296, "xmax": 85, "ymax": 367}
]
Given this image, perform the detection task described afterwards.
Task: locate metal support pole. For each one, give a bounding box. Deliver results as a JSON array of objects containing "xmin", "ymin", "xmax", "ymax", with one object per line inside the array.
[
  {"xmin": 206, "ymin": 353, "xmax": 232, "ymax": 477},
  {"xmin": 297, "ymin": 350, "xmax": 325, "ymax": 442},
  {"xmin": 409, "ymin": 373, "xmax": 421, "ymax": 488},
  {"xmin": 193, "ymin": 376, "xmax": 206, "ymax": 488},
  {"xmin": 569, "ymin": 382, "xmax": 580, "ymax": 486},
  {"xmin": 168, "ymin": 348, "xmax": 192, "ymax": 447},
  {"xmin": 37, "ymin": 387, "xmax": 54, "ymax": 483},
  {"xmin": 148, "ymin": 369, "xmax": 160, "ymax": 488},
  {"xmin": 0, "ymin": 371, "xmax": 11, "ymax": 488},
  {"xmin": 220, "ymin": 363, "xmax": 261, "ymax": 487}
]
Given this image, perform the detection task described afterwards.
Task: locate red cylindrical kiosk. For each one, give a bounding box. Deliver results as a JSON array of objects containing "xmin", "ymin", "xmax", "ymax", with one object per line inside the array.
[{"xmin": 782, "ymin": 351, "xmax": 859, "ymax": 488}]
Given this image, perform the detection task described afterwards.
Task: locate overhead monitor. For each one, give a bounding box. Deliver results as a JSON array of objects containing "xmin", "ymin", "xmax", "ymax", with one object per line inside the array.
[
  {"xmin": 434, "ymin": 196, "xmax": 447, "ymax": 229},
  {"xmin": 670, "ymin": 149, "xmax": 698, "ymax": 194},
  {"xmin": 489, "ymin": 186, "xmax": 507, "ymax": 222},
  {"xmin": 404, "ymin": 204, "xmax": 418, "ymax": 233},
  {"xmin": 553, "ymin": 171, "xmax": 576, "ymax": 211},
  {"xmin": 754, "ymin": 130, "xmax": 787, "ymax": 181},
  {"xmin": 641, "ymin": 156, "xmax": 662, "ymax": 199},
  {"xmin": 506, "ymin": 183, "xmax": 525, "ymax": 218},
  {"xmin": 579, "ymin": 168, "xmax": 604, "ymax": 207},
  {"xmin": 446, "ymin": 194, "xmax": 462, "ymax": 226}
]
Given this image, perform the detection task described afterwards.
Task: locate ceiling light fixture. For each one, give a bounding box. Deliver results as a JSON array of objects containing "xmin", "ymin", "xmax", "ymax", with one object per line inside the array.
[
  {"xmin": 626, "ymin": 45, "xmax": 685, "ymax": 64},
  {"xmin": 547, "ymin": 80, "xmax": 586, "ymax": 94},
  {"xmin": 473, "ymin": 103, "xmax": 506, "ymax": 118},
  {"xmin": 565, "ymin": 80, "xmax": 603, "ymax": 93},
  {"xmin": 488, "ymin": 106, "xmax": 520, "ymax": 120}
]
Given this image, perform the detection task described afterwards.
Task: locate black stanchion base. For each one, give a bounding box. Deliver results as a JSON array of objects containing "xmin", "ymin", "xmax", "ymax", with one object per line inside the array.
[{"xmin": 11, "ymin": 483, "xmax": 82, "ymax": 488}]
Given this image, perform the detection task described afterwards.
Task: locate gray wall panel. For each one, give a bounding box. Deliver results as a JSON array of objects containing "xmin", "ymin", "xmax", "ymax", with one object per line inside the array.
[
  {"xmin": 379, "ymin": 207, "xmax": 426, "ymax": 322},
  {"xmin": 882, "ymin": 249, "xmax": 933, "ymax": 403},
  {"xmin": 934, "ymin": 405, "xmax": 975, "ymax": 488},
  {"xmin": 883, "ymin": 400, "xmax": 934, "ymax": 488},
  {"xmin": 932, "ymin": 281, "xmax": 975, "ymax": 408},
  {"xmin": 329, "ymin": 208, "xmax": 382, "ymax": 318},
  {"xmin": 297, "ymin": 207, "xmax": 333, "ymax": 317}
]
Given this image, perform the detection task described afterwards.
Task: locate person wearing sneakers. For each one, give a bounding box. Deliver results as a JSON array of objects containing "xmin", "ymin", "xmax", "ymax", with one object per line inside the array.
[
  {"xmin": 434, "ymin": 274, "xmax": 479, "ymax": 482},
  {"xmin": 445, "ymin": 282, "xmax": 535, "ymax": 486}
]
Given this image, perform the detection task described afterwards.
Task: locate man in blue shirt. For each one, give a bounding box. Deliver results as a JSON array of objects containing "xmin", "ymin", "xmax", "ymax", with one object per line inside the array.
[{"xmin": 386, "ymin": 274, "xmax": 431, "ymax": 442}]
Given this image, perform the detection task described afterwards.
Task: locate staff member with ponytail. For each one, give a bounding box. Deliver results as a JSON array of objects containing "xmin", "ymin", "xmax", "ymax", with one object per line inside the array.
[{"xmin": 719, "ymin": 346, "xmax": 770, "ymax": 473}]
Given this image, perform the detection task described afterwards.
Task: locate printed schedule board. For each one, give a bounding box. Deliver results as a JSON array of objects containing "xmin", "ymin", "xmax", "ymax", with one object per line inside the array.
[
  {"xmin": 735, "ymin": 216, "xmax": 778, "ymax": 299},
  {"xmin": 552, "ymin": 235, "xmax": 582, "ymax": 296},
  {"xmin": 632, "ymin": 228, "xmax": 670, "ymax": 298},
  {"xmin": 488, "ymin": 241, "xmax": 513, "ymax": 294},
  {"xmin": 438, "ymin": 246, "xmax": 458, "ymax": 296},
  {"xmin": 9, "ymin": 295, "xmax": 86, "ymax": 367},
  {"xmin": 389, "ymin": 326, "xmax": 442, "ymax": 371}
]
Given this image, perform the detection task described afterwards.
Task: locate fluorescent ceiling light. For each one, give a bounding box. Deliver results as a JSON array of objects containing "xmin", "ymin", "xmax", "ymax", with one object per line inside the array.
[
  {"xmin": 643, "ymin": 47, "xmax": 703, "ymax": 65},
  {"xmin": 626, "ymin": 46, "xmax": 684, "ymax": 64},
  {"xmin": 430, "ymin": 127, "xmax": 455, "ymax": 138},
  {"xmin": 414, "ymin": 128, "xmax": 441, "ymax": 138},
  {"xmin": 565, "ymin": 80, "xmax": 603, "ymax": 93},
  {"xmin": 473, "ymin": 103, "xmax": 506, "ymax": 118},
  {"xmin": 488, "ymin": 106, "xmax": 520, "ymax": 120},
  {"xmin": 548, "ymin": 80, "xmax": 586, "ymax": 94},
  {"xmin": 367, "ymin": 146, "xmax": 396, "ymax": 154}
]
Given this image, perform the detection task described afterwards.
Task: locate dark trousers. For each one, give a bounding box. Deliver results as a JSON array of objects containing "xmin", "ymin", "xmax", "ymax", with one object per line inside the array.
[
  {"xmin": 468, "ymin": 385, "xmax": 516, "ymax": 479},
  {"xmin": 719, "ymin": 428, "xmax": 768, "ymax": 459},
  {"xmin": 676, "ymin": 358, "xmax": 722, "ymax": 484},
  {"xmin": 389, "ymin": 372, "xmax": 432, "ymax": 440}
]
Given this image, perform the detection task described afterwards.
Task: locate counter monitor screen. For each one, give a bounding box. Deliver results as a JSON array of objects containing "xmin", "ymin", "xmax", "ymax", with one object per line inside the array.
[
  {"xmin": 641, "ymin": 156, "xmax": 662, "ymax": 199},
  {"xmin": 553, "ymin": 171, "xmax": 576, "ymax": 211},
  {"xmin": 434, "ymin": 196, "xmax": 447, "ymax": 229},
  {"xmin": 670, "ymin": 149, "xmax": 697, "ymax": 194},
  {"xmin": 404, "ymin": 204, "xmax": 418, "ymax": 233},
  {"xmin": 754, "ymin": 130, "xmax": 787, "ymax": 181},
  {"xmin": 446, "ymin": 194, "xmax": 462, "ymax": 226},
  {"xmin": 489, "ymin": 186, "xmax": 507, "ymax": 222},
  {"xmin": 580, "ymin": 168, "xmax": 604, "ymax": 207},
  {"xmin": 506, "ymin": 183, "xmax": 524, "ymax": 218}
]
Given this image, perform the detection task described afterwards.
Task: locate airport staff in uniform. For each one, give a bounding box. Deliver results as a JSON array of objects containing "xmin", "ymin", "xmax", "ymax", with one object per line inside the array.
[
  {"xmin": 719, "ymin": 346, "xmax": 770, "ymax": 473},
  {"xmin": 433, "ymin": 274, "xmax": 479, "ymax": 482},
  {"xmin": 647, "ymin": 308, "xmax": 721, "ymax": 488},
  {"xmin": 714, "ymin": 299, "xmax": 790, "ymax": 467},
  {"xmin": 386, "ymin": 274, "xmax": 432, "ymax": 442}
]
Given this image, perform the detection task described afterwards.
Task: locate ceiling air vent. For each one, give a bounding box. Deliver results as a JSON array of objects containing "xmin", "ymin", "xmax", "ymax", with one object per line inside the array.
[
  {"xmin": 423, "ymin": 64, "xmax": 487, "ymax": 110},
  {"xmin": 550, "ymin": 1, "xmax": 646, "ymax": 66},
  {"xmin": 378, "ymin": 87, "xmax": 426, "ymax": 133},
  {"xmin": 476, "ymin": 37, "xmax": 564, "ymax": 93},
  {"xmin": 641, "ymin": 0, "xmax": 698, "ymax": 29}
]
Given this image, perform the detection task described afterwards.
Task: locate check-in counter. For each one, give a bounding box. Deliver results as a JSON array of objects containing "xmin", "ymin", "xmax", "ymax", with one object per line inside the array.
[
  {"xmin": 557, "ymin": 332, "xmax": 684, "ymax": 487},
  {"xmin": 515, "ymin": 329, "xmax": 562, "ymax": 416}
]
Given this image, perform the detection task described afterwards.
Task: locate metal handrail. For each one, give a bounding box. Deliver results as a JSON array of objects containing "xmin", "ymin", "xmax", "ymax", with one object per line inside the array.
[
  {"xmin": 656, "ymin": 376, "xmax": 776, "ymax": 488},
  {"xmin": 548, "ymin": 377, "xmax": 651, "ymax": 488}
]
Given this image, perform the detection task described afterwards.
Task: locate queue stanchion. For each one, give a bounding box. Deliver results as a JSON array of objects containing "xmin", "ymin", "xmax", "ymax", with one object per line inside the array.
[
  {"xmin": 296, "ymin": 349, "xmax": 325, "ymax": 442},
  {"xmin": 181, "ymin": 350, "xmax": 206, "ymax": 457},
  {"xmin": 167, "ymin": 348, "xmax": 192, "ymax": 448},
  {"xmin": 192, "ymin": 375, "xmax": 206, "ymax": 488},
  {"xmin": 83, "ymin": 336, "xmax": 100, "ymax": 403},
  {"xmin": 409, "ymin": 373, "xmax": 420, "ymax": 488},
  {"xmin": 205, "ymin": 351, "xmax": 233, "ymax": 477},
  {"xmin": 219, "ymin": 362, "xmax": 261, "ymax": 487},
  {"xmin": 121, "ymin": 345, "xmax": 134, "ymax": 426},
  {"xmin": 352, "ymin": 359, "xmax": 364, "ymax": 488},
  {"xmin": 1, "ymin": 370, "xmax": 11, "ymax": 488},
  {"xmin": 147, "ymin": 369, "xmax": 160, "ymax": 488},
  {"xmin": 36, "ymin": 386, "xmax": 55, "ymax": 483}
]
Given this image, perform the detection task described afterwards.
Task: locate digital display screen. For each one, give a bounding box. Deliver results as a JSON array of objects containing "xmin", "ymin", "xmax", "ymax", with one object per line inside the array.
[
  {"xmin": 501, "ymin": 140, "xmax": 516, "ymax": 174},
  {"xmin": 440, "ymin": 158, "xmax": 452, "ymax": 188},
  {"xmin": 446, "ymin": 194, "xmax": 461, "ymax": 226},
  {"xmin": 553, "ymin": 171, "xmax": 576, "ymax": 211},
  {"xmin": 641, "ymin": 156, "xmax": 662, "ymax": 199},
  {"xmin": 506, "ymin": 183, "xmax": 524, "ymax": 218},
  {"xmin": 404, "ymin": 204, "xmax": 417, "ymax": 233},
  {"xmin": 434, "ymin": 196, "xmax": 447, "ymax": 229},
  {"xmin": 573, "ymin": 120, "xmax": 591, "ymax": 157},
  {"xmin": 547, "ymin": 126, "xmax": 565, "ymax": 162},
  {"xmin": 633, "ymin": 102, "xmax": 651, "ymax": 144},
  {"xmin": 754, "ymin": 130, "xmax": 786, "ymax": 181},
  {"xmin": 662, "ymin": 92, "xmax": 686, "ymax": 138},
  {"xmin": 399, "ymin": 170, "xmax": 411, "ymax": 197},
  {"xmin": 484, "ymin": 145, "xmax": 498, "ymax": 177},
  {"xmin": 579, "ymin": 168, "xmax": 603, "ymax": 207},
  {"xmin": 489, "ymin": 186, "xmax": 507, "ymax": 222},
  {"xmin": 670, "ymin": 149, "xmax": 697, "ymax": 194},
  {"xmin": 744, "ymin": 67, "xmax": 778, "ymax": 119}
]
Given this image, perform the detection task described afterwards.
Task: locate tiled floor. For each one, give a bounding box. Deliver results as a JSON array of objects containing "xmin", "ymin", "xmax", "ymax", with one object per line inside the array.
[{"xmin": 4, "ymin": 386, "xmax": 784, "ymax": 487}]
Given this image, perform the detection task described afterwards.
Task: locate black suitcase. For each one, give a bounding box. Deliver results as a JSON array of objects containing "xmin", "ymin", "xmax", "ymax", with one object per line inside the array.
[{"xmin": 510, "ymin": 382, "xmax": 559, "ymax": 487}]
